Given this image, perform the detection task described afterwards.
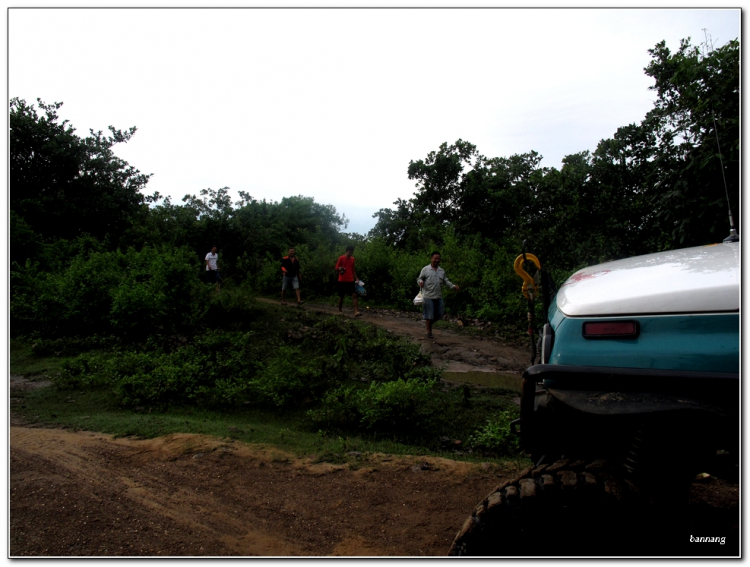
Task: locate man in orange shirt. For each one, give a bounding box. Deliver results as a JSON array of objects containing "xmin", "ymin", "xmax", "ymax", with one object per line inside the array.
[{"xmin": 334, "ymin": 245, "xmax": 362, "ymax": 317}]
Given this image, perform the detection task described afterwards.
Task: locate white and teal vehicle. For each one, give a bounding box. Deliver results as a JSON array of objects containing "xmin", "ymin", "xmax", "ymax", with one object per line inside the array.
[
  {"xmin": 450, "ymin": 241, "xmax": 740, "ymax": 556},
  {"xmin": 522, "ymin": 241, "xmax": 739, "ymax": 466},
  {"xmin": 543, "ymin": 242, "xmax": 739, "ymax": 373}
]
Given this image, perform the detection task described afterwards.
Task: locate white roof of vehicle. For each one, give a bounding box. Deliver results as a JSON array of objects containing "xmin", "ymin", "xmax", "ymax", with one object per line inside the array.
[{"xmin": 556, "ymin": 242, "xmax": 740, "ymax": 316}]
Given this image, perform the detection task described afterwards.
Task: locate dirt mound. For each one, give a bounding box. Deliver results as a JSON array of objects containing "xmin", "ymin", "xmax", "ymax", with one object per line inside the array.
[{"xmin": 10, "ymin": 427, "xmax": 520, "ymax": 556}]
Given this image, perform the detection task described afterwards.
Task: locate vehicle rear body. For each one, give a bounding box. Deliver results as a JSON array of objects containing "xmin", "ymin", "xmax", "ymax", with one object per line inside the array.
[
  {"xmin": 519, "ymin": 242, "xmax": 740, "ymax": 466},
  {"xmin": 543, "ymin": 241, "xmax": 739, "ymax": 375}
]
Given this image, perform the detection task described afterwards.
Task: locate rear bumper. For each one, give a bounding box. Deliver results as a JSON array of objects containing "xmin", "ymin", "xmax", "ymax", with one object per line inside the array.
[{"xmin": 524, "ymin": 363, "xmax": 738, "ymax": 417}]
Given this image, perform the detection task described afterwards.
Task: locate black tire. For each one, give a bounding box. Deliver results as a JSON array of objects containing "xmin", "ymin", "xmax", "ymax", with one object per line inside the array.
[{"xmin": 448, "ymin": 459, "xmax": 697, "ymax": 557}]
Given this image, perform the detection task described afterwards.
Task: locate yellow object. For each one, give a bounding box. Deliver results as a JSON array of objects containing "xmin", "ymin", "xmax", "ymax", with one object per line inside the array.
[{"xmin": 514, "ymin": 254, "xmax": 541, "ymax": 299}]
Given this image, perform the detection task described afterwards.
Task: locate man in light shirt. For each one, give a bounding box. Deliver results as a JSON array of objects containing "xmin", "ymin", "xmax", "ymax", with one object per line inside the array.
[
  {"xmin": 417, "ymin": 251, "xmax": 459, "ymax": 339},
  {"xmin": 205, "ymin": 245, "xmax": 222, "ymax": 290}
]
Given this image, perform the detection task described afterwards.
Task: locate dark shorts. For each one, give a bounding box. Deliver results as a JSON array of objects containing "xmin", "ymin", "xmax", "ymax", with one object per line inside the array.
[
  {"xmin": 282, "ymin": 275, "xmax": 299, "ymax": 290},
  {"xmin": 337, "ymin": 281, "xmax": 356, "ymax": 297},
  {"xmin": 422, "ymin": 298, "xmax": 444, "ymax": 321},
  {"xmin": 206, "ymin": 270, "xmax": 222, "ymax": 283}
]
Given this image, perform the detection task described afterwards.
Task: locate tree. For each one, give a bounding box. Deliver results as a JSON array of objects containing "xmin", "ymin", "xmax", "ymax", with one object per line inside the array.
[
  {"xmin": 371, "ymin": 140, "xmax": 481, "ymax": 247},
  {"xmin": 10, "ymin": 98, "xmax": 151, "ymax": 260},
  {"xmin": 643, "ymin": 36, "xmax": 740, "ymax": 245},
  {"xmin": 370, "ymin": 199, "xmax": 424, "ymax": 249}
]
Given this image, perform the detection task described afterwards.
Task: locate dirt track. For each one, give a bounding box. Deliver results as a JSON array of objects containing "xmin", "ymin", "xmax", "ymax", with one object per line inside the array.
[{"xmin": 10, "ymin": 426, "xmax": 520, "ymax": 556}]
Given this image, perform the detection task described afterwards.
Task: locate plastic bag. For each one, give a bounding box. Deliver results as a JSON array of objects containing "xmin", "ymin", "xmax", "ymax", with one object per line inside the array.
[
  {"xmin": 413, "ymin": 290, "xmax": 424, "ymax": 305},
  {"xmin": 355, "ymin": 281, "xmax": 366, "ymax": 296}
]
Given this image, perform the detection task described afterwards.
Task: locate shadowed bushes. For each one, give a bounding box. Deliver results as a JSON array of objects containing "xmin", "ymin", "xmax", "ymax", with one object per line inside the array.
[{"xmin": 11, "ymin": 244, "xmax": 210, "ymax": 338}]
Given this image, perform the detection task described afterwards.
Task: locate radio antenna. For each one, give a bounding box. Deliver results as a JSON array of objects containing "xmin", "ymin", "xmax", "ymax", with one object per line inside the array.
[
  {"xmin": 702, "ymin": 30, "xmax": 739, "ymax": 243},
  {"xmin": 713, "ymin": 112, "xmax": 739, "ymax": 243}
]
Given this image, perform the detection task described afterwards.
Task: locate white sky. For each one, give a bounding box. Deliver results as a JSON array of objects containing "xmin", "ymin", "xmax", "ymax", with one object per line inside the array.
[{"xmin": 8, "ymin": 5, "xmax": 741, "ymax": 234}]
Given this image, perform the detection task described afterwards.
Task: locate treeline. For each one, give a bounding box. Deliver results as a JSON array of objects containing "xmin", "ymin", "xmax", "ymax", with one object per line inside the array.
[
  {"xmin": 11, "ymin": 36, "xmax": 739, "ymax": 337},
  {"xmin": 371, "ymin": 37, "xmax": 739, "ymax": 270}
]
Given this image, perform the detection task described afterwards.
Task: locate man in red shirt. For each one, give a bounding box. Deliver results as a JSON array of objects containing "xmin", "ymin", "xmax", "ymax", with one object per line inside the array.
[{"xmin": 334, "ymin": 245, "xmax": 362, "ymax": 317}]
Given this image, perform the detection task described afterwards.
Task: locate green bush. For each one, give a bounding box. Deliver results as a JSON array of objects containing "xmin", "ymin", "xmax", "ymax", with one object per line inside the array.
[
  {"xmin": 100, "ymin": 330, "xmax": 263, "ymax": 408},
  {"xmin": 356, "ymin": 378, "xmax": 436, "ymax": 429},
  {"xmin": 202, "ymin": 284, "xmax": 264, "ymax": 329},
  {"xmin": 109, "ymin": 246, "xmax": 209, "ymax": 333},
  {"xmin": 12, "ymin": 244, "xmax": 210, "ymax": 337},
  {"xmin": 250, "ymin": 346, "xmax": 328, "ymax": 408},
  {"xmin": 352, "ymin": 239, "xmax": 427, "ymax": 310},
  {"xmin": 55, "ymin": 352, "xmax": 112, "ymax": 389},
  {"xmin": 300, "ymin": 316, "xmax": 440, "ymax": 382},
  {"xmin": 308, "ymin": 378, "xmax": 437, "ymax": 433},
  {"xmin": 468, "ymin": 409, "xmax": 521, "ymax": 455}
]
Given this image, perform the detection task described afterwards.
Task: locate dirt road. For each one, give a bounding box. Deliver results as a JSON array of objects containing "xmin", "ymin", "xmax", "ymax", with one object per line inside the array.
[{"xmin": 10, "ymin": 426, "xmax": 520, "ymax": 556}]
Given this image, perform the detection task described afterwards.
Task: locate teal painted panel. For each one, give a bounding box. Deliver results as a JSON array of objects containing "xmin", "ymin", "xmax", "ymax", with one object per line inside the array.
[
  {"xmin": 549, "ymin": 313, "xmax": 739, "ymax": 374},
  {"xmin": 549, "ymin": 299, "xmax": 565, "ymax": 330}
]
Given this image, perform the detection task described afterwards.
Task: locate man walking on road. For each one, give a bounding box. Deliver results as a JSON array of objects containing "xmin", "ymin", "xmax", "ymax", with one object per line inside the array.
[
  {"xmin": 417, "ymin": 251, "xmax": 459, "ymax": 339},
  {"xmin": 281, "ymin": 248, "xmax": 303, "ymax": 305},
  {"xmin": 335, "ymin": 245, "xmax": 362, "ymax": 317}
]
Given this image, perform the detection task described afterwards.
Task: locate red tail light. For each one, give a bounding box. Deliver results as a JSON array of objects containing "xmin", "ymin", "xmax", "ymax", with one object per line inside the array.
[{"xmin": 582, "ymin": 321, "xmax": 639, "ymax": 339}]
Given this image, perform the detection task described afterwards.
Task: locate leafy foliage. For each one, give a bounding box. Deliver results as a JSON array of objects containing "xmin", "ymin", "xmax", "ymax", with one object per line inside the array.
[
  {"xmin": 468, "ymin": 409, "xmax": 521, "ymax": 455},
  {"xmin": 309, "ymin": 378, "xmax": 436, "ymax": 433},
  {"xmin": 642, "ymin": 37, "xmax": 740, "ymax": 246},
  {"xmin": 11, "ymin": 244, "xmax": 209, "ymax": 337},
  {"xmin": 10, "ymin": 98, "xmax": 150, "ymax": 259},
  {"xmin": 52, "ymin": 305, "xmax": 445, "ymax": 436}
]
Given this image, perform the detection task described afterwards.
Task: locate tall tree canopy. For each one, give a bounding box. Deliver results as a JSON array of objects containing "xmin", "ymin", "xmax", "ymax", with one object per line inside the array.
[
  {"xmin": 10, "ymin": 98, "xmax": 151, "ymax": 263},
  {"xmin": 370, "ymin": 35, "xmax": 740, "ymax": 269},
  {"xmin": 642, "ymin": 37, "xmax": 740, "ymax": 245}
]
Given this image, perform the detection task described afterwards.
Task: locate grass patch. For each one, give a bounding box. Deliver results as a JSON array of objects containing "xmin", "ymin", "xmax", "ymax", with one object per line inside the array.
[
  {"xmin": 312, "ymin": 451, "xmax": 348, "ymax": 465},
  {"xmin": 13, "ymin": 381, "xmax": 528, "ymax": 466},
  {"xmin": 10, "ymin": 339, "xmax": 66, "ymax": 377}
]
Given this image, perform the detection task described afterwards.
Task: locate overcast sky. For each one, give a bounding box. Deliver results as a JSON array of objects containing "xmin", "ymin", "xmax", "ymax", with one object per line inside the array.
[{"xmin": 9, "ymin": 6, "xmax": 740, "ymax": 235}]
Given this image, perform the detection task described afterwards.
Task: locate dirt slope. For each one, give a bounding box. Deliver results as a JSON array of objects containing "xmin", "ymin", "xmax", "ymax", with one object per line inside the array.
[
  {"xmin": 10, "ymin": 426, "xmax": 518, "ymax": 556},
  {"xmin": 259, "ymin": 297, "xmax": 531, "ymax": 375}
]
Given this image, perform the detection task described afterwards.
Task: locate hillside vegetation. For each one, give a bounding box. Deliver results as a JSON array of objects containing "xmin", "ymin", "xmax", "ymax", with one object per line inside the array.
[{"xmin": 10, "ymin": 36, "xmax": 738, "ymax": 456}]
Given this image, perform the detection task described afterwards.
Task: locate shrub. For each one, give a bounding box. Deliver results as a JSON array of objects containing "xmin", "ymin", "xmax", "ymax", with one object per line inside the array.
[
  {"xmin": 55, "ymin": 352, "xmax": 112, "ymax": 389},
  {"xmin": 97, "ymin": 330, "xmax": 263, "ymax": 408},
  {"xmin": 308, "ymin": 377, "xmax": 437, "ymax": 433},
  {"xmin": 356, "ymin": 378, "xmax": 436, "ymax": 429},
  {"xmin": 250, "ymin": 346, "xmax": 328, "ymax": 408},
  {"xmin": 12, "ymin": 244, "xmax": 210, "ymax": 337},
  {"xmin": 301, "ymin": 316, "xmax": 439, "ymax": 383},
  {"xmin": 468, "ymin": 409, "xmax": 521, "ymax": 455},
  {"xmin": 352, "ymin": 239, "xmax": 427, "ymax": 310}
]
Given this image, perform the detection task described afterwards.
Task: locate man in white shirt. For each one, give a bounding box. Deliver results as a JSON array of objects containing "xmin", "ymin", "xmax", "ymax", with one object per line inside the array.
[
  {"xmin": 417, "ymin": 251, "xmax": 459, "ymax": 339},
  {"xmin": 205, "ymin": 245, "xmax": 222, "ymax": 290}
]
